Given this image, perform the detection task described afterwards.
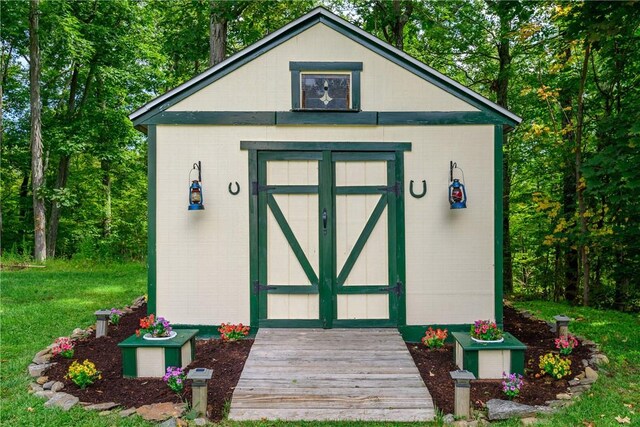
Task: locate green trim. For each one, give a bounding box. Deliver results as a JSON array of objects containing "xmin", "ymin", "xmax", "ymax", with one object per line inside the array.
[
  {"xmin": 248, "ymin": 150, "xmax": 259, "ymax": 328},
  {"xmin": 332, "ymin": 151, "xmax": 395, "ymax": 161},
  {"xmin": 452, "ymin": 332, "xmax": 526, "ymax": 351},
  {"xmin": 378, "ymin": 111, "xmax": 504, "ymax": 125},
  {"xmin": 267, "ymin": 194, "xmax": 319, "ymax": 285},
  {"xmin": 395, "ymin": 151, "xmax": 407, "ymax": 327},
  {"xmin": 463, "ymin": 349, "xmax": 479, "ymax": 375},
  {"xmin": 241, "ymin": 141, "xmax": 411, "ymax": 152},
  {"xmin": 121, "ymin": 347, "xmax": 137, "ymax": 378},
  {"xmin": 267, "ymin": 186, "xmax": 318, "ymax": 195},
  {"xmin": 264, "ymin": 286, "xmax": 318, "ymax": 294},
  {"xmin": 333, "ymin": 319, "xmax": 396, "ymax": 327},
  {"xmin": 399, "ymin": 324, "xmax": 473, "ymax": 343},
  {"xmin": 139, "ymin": 111, "xmax": 511, "ymax": 126},
  {"xmin": 171, "ymin": 324, "xmax": 258, "ymax": 339},
  {"xmin": 147, "ymin": 125, "xmax": 156, "ymax": 315},
  {"xmin": 510, "ymin": 348, "xmax": 525, "ymax": 375},
  {"xmin": 336, "ymin": 186, "xmax": 389, "ymax": 195},
  {"xmin": 337, "ymin": 285, "xmax": 395, "ymax": 294},
  {"xmin": 319, "ymin": 150, "xmax": 333, "ymax": 328},
  {"xmin": 290, "ymin": 62, "xmax": 362, "ymax": 112},
  {"xmin": 257, "ymin": 156, "xmax": 268, "ymax": 321},
  {"xmin": 336, "ymin": 194, "xmax": 387, "ymax": 286},
  {"xmin": 290, "ymin": 62, "xmax": 363, "ymax": 71},
  {"xmin": 494, "ymin": 125, "xmax": 504, "ymax": 325},
  {"xmin": 164, "ymin": 347, "xmax": 181, "ymax": 368},
  {"xmin": 145, "ymin": 111, "xmax": 275, "ymax": 125},
  {"xmin": 386, "ymin": 158, "xmax": 399, "ymax": 325},
  {"xmin": 259, "ymin": 151, "xmax": 323, "ymax": 160},
  {"xmin": 278, "ymin": 111, "xmax": 372, "ymax": 124},
  {"xmin": 118, "ymin": 329, "xmax": 199, "ymax": 348}
]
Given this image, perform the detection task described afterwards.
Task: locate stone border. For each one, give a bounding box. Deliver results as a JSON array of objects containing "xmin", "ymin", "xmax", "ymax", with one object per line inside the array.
[{"xmin": 441, "ymin": 303, "xmax": 610, "ymax": 426}]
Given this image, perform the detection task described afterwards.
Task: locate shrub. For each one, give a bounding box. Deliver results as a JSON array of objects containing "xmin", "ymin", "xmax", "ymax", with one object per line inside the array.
[
  {"xmin": 51, "ymin": 337, "xmax": 75, "ymax": 358},
  {"xmin": 163, "ymin": 366, "xmax": 186, "ymax": 393},
  {"xmin": 218, "ymin": 323, "xmax": 250, "ymax": 342},
  {"xmin": 555, "ymin": 335, "xmax": 579, "ymax": 355},
  {"xmin": 421, "ymin": 327, "xmax": 448, "ymax": 348},
  {"xmin": 66, "ymin": 359, "xmax": 101, "ymax": 389},
  {"xmin": 502, "ymin": 372, "xmax": 524, "ymax": 399},
  {"xmin": 109, "ymin": 308, "xmax": 123, "ymax": 325},
  {"xmin": 539, "ymin": 353, "xmax": 571, "ymax": 379}
]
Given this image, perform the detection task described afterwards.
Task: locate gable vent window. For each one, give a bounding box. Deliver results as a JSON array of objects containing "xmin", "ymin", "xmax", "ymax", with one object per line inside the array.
[{"xmin": 290, "ymin": 62, "xmax": 362, "ymax": 111}]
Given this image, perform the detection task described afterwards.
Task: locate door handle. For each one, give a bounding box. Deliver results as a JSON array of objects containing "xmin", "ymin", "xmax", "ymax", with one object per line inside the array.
[{"xmin": 322, "ymin": 208, "xmax": 328, "ymax": 235}]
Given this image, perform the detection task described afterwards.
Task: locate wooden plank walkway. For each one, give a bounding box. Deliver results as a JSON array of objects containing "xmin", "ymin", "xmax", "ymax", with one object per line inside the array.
[{"xmin": 228, "ymin": 328, "xmax": 435, "ymax": 422}]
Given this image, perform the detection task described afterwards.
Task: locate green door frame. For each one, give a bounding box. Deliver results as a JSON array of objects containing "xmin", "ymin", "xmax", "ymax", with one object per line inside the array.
[{"xmin": 242, "ymin": 141, "xmax": 410, "ymax": 329}]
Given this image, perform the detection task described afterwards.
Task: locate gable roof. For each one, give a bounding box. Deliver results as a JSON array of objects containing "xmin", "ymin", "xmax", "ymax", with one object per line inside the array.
[{"xmin": 130, "ymin": 7, "xmax": 521, "ymax": 128}]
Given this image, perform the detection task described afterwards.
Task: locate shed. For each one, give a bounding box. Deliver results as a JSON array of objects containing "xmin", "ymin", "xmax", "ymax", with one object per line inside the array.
[{"xmin": 130, "ymin": 7, "xmax": 521, "ymax": 341}]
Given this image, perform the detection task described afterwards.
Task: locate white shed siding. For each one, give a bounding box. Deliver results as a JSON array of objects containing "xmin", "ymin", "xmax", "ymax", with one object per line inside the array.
[
  {"xmin": 167, "ymin": 23, "xmax": 478, "ymax": 113},
  {"xmin": 154, "ymin": 124, "xmax": 494, "ymax": 326}
]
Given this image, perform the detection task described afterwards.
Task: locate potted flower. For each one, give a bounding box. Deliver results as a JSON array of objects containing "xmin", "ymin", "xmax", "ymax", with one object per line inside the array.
[
  {"xmin": 136, "ymin": 314, "xmax": 176, "ymax": 340},
  {"xmin": 470, "ymin": 320, "xmax": 504, "ymax": 343}
]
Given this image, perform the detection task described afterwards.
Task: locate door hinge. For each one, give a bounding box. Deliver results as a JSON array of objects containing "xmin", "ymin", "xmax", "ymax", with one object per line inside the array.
[
  {"xmin": 253, "ymin": 281, "xmax": 278, "ymax": 294},
  {"xmin": 377, "ymin": 181, "xmax": 402, "ymax": 196},
  {"xmin": 378, "ymin": 281, "xmax": 403, "ymax": 297},
  {"xmin": 251, "ymin": 181, "xmax": 275, "ymax": 195}
]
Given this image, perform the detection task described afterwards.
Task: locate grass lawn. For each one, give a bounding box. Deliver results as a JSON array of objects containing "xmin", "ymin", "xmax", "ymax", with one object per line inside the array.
[{"xmin": 1, "ymin": 261, "xmax": 638, "ymax": 426}]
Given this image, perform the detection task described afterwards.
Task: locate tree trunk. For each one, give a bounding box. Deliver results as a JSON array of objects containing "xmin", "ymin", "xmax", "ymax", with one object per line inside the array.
[
  {"xmin": 46, "ymin": 155, "xmax": 70, "ymax": 257},
  {"xmin": 209, "ymin": 11, "xmax": 227, "ymax": 66},
  {"xmin": 18, "ymin": 173, "xmax": 30, "ymax": 253},
  {"xmin": 575, "ymin": 42, "xmax": 591, "ymax": 306},
  {"xmin": 30, "ymin": 0, "xmax": 46, "ymax": 261},
  {"xmin": 101, "ymin": 159, "xmax": 111, "ymax": 237}
]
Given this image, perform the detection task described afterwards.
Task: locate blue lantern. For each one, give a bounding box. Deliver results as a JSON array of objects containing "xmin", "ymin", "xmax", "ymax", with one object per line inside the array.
[
  {"xmin": 449, "ymin": 162, "xmax": 467, "ymax": 209},
  {"xmin": 188, "ymin": 161, "xmax": 204, "ymax": 211}
]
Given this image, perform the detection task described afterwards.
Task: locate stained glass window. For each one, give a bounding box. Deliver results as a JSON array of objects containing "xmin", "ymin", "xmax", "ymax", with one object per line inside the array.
[{"xmin": 301, "ymin": 74, "xmax": 350, "ymax": 110}]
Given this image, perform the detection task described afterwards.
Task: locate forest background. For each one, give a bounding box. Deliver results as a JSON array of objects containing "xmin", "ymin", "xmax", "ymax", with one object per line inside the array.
[{"xmin": 2, "ymin": 0, "xmax": 639, "ymax": 311}]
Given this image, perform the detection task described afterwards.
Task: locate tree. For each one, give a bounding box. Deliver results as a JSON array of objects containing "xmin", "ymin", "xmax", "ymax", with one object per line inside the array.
[{"xmin": 30, "ymin": 0, "xmax": 46, "ymax": 261}]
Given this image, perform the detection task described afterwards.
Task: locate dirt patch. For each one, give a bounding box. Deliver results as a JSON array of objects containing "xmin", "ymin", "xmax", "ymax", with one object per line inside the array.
[
  {"xmin": 408, "ymin": 304, "xmax": 595, "ymax": 414},
  {"xmin": 45, "ymin": 304, "xmax": 252, "ymax": 421}
]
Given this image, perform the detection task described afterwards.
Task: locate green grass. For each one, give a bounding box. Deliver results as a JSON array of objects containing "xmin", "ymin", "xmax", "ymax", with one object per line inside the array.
[{"xmin": 2, "ymin": 261, "xmax": 638, "ymax": 426}]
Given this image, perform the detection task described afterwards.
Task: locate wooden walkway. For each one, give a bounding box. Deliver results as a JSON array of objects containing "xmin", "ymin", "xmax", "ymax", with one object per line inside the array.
[{"xmin": 228, "ymin": 328, "xmax": 435, "ymax": 422}]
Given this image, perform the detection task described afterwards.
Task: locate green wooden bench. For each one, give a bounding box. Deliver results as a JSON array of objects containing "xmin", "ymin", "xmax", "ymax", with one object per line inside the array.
[
  {"xmin": 452, "ymin": 332, "xmax": 526, "ymax": 379},
  {"xmin": 118, "ymin": 329, "xmax": 198, "ymax": 378}
]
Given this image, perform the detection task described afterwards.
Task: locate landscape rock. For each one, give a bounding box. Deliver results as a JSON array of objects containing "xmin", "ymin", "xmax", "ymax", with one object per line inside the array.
[
  {"xmin": 120, "ymin": 407, "xmax": 137, "ymax": 417},
  {"xmin": 157, "ymin": 418, "xmax": 177, "ymax": 427},
  {"xmin": 486, "ymin": 399, "xmax": 553, "ymax": 421},
  {"xmin": 33, "ymin": 353, "xmax": 52, "ymax": 364},
  {"xmin": 442, "ymin": 413, "xmax": 455, "ymax": 424},
  {"xmin": 521, "ymin": 417, "xmax": 538, "ymax": 425},
  {"xmin": 581, "ymin": 359, "xmax": 589, "ymax": 368},
  {"xmin": 546, "ymin": 400, "xmax": 569, "ymax": 408},
  {"xmin": 177, "ymin": 419, "xmax": 188, "ymax": 427},
  {"xmin": 36, "ymin": 376, "xmax": 49, "ymax": 385},
  {"xmin": 35, "ymin": 348, "xmax": 52, "ymax": 357},
  {"xmin": 34, "ymin": 390, "xmax": 55, "ymax": 400},
  {"xmin": 568, "ymin": 379, "xmax": 580, "ymax": 386},
  {"xmin": 29, "ymin": 383, "xmax": 44, "ymax": 393},
  {"xmin": 136, "ymin": 402, "xmax": 185, "ymax": 422},
  {"xmin": 585, "ymin": 366, "xmax": 599, "ymax": 380},
  {"xmin": 50, "ymin": 381, "xmax": 64, "ymax": 392},
  {"xmin": 576, "ymin": 371, "xmax": 586, "ymax": 380},
  {"xmin": 99, "ymin": 411, "xmax": 112, "ymax": 416},
  {"xmin": 28, "ymin": 363, "xmax": 55, "ymax": 377},
  {"xmin": 43, "ymin": 381, "xmax": 55, "ymax": 390},
  {"xmin": 84, "ymin": 402, "xmax": 119, "ymax": 411},
  {"xmin": 556, "ymin": 393, "xmax": 572, "ymax": 400},
  {"xmin": 569, "ymin": 384, "xmax": 591, "ymax": 393},
  {"xmin": 194, "ymin": 418, "xmax": 208, "ymax": 426},
  {"xmin": 71, "ymin": 328, "xmax": 89, "ymax": 339},
  {"xmin": 591, "ymin": 353, "xmax": 609, "ymax": 365},
  {"xmin": 44, "ymin": 392, "xmax": 79, "ymax": 411}
]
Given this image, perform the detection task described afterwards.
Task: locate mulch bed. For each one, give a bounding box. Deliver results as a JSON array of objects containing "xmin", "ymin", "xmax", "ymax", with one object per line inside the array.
[
  {"xmin": 45, "ymin": 303, "xmax": 253, "ymax": 421},
  {"xmin": 408, "ymin": 304, "xmax": 595, "ymax": 414},
  {"xmin": 45, "ymin": 302, "xmax": 594, "ymax": 420}
]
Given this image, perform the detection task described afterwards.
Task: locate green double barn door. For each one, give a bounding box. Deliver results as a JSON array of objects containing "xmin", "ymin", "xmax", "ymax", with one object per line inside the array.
[{"xmin": 252, "ymin": 149, "xmax": 405, "ymax": 328}]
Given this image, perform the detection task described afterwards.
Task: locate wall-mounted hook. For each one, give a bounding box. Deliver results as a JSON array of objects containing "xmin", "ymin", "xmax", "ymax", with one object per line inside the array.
[
  {"xmin": 409, "ymin": 180, "xmax": 427, "ymax": 198},
  {"xmin": 228, "ymin": 182, "xmax": 240, "ymax": 195}
]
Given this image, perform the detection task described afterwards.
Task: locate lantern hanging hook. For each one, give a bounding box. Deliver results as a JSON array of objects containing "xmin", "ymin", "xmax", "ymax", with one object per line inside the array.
[
  {"xmin": 190, "ymin": 161, "xmax": 202, "ymax": 183},
  {"xmin": 450, "ymin": 161, "xmax": 465, "ymax": 183}
]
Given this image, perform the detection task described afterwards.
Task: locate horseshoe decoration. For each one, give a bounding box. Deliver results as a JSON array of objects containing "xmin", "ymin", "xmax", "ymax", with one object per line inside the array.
[
  {"xmin": 409, "ymin": 180, "xmax": 427, "ymax": 199},
  {"xmin": 228, "ymin": 182, "xmax": 240, "ymax": 195}
]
